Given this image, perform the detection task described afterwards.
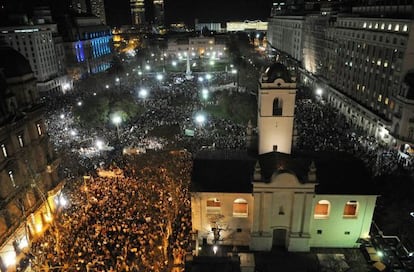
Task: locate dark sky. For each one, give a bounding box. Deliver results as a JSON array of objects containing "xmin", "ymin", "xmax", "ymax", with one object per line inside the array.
[
  {"xmin": 106, "ymin": 0, "xmax": 274, "ymax": 26},
  {"xmin": 0, "ymin": 0, "xmax": 274, "ymax": 26}
]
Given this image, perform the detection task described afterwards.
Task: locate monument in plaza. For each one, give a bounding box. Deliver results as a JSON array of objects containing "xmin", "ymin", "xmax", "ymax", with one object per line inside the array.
[{"xmin": 185, "ymin": 51, "xmax": 193, "ymax": 80}]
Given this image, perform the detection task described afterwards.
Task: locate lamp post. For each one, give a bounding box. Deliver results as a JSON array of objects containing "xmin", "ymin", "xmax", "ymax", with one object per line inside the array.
[{"xmin": 112, "ymin": 115, "xmax": 122, "ymax": 139}]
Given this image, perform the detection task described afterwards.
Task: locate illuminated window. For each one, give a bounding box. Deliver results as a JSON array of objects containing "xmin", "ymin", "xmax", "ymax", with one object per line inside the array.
[
  {"xmin": 17, "ymin": 135, "xmax": 24, "ymax": 148},
  {"xmin": 363, "ymin": 22, "xmax": 367, "ymax": 28},
  {"xmin": 385, "ymin": 98, "xmax": 389, "ymax": 105},
  {"xmin": 388, "ymin": 24, "xmax": 392, "ymax": 31},
  {"xmin": 36, "ymin": 123, "xmax": 42, "ymax": 136},
  {"xmin": 380, "ymin": 23, "xmax": 385, "ymax": 30},
  {"xmin": 377, "ymin": 60, "xmax": 381, "ymax": 66},
  {"xmin": 314, "ymin": 200, "xmax": 330, "ymax": 219},
  {"xmin": 343, "ymin": 201, "xmax": 358, "ymax": 217},
  {"xmin": 1, "ymin": 144, "xmax": 7, "ymax": 158},
  {"xmin": 403, "ymin": 25, "xmax": 408, "ymax": 32},
  {"xmin": 206, "ymin": 198, "xmax": 221, "ymax": 214},
  {"xmin": 8, "ymin": 170, "xmax": 16, "ymax": 187},
  {"xmin": 368, "ymin": 23, "xmax": 372, "ymax": 29},
  {"xmin": 233, "ymin": 198, "xmax": 248, "ymax": 217},
  {"xmin": 378, "ymin": 94, "xmax": 382, "ymax": 102},
  {"xmin": 384, "ymin": 61, "xmax": 388, "ymax": 68}
]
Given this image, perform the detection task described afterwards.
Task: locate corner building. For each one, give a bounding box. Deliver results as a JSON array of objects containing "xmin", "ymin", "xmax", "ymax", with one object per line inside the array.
[{"xmin": 0, "ymin": 45, "xmax": 63, "ymax": 271}]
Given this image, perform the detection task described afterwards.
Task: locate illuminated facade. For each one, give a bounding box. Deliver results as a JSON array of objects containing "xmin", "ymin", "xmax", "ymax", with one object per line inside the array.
[
  {"xmin": 191, "ymin": 64, "xmax": 378, "ymax": 253},
  {"xmin": 258, "ymin": 63, "xmax": 297, "ymax": 155},
  {"xmin": 0, "ymin": 46, "xmax": 63, "ymax": 271},
  {"xmin": 267, "ymin": 3, "xmax": 414, "ymax": 146},
  {"xmin": 226, "ymin": 20, "xmax": 268, "ymax": 32},
  {"xmin": 61, "ymin": 16, "xmax": 113, "ymax": 79},
  {"xmin": 130, "ymin": 0, "xmax": 145, "ymax": 26},
  {"xmin": 166, "ymin": 36, "xmax": 227, "ymax": 59},
  {"xmin": 267, "ymin": 16, "xmax": 304, "ymax": 62}
]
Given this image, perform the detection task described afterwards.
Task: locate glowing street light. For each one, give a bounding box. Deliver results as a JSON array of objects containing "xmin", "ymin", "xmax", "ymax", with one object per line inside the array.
[
  {"xmin": 156, "ymin": 73, "xmax": 164, "ymax": 81},
  {"xmin": 112, "ymin": 115, "xmax": 122, "ymax": 139},
  {"xmin": 316, "ymin": 88, "xmax": 323, "ymax": 96},
  {"xmin": 77, "ymin": 101, "xmax": 82, "ymax": 106},
  {"xmin": 213, "ymin": 245, "xmax": 218, "ymax": 255},
  {"xmin": 145, "ymin": 64, "xmax": 151, "ymax": 71},
  {"xmin": 60, "ymin": 114, "xmax": 65, "ymax": 119},
  {"xmin": 172, "ymin": 61, "xmax": 177, "ymax": 66},
  {"xmin": 139, "ymin": 88, "xmax": 148, "ymax": 99},
  {"xmin": 115, "ymin": 77, "xmax": 120, "ymax": 83},
  {"xmin": 202, "ymin": 88, "xmax": 209, "ymax": 100},
  {"xmin": 195, "ymin": 113, "xmax": 206, "ymax": 125},
  {"xmin": 105, "ymin": 84, "xmax": 109, "ymax": 89},
  {"xmin": 70, "ymin": 130, "xmax": 77, "ymax": 136},
  {"xmin": 205, "ymin": 74, "xmax": 212, "ymax": 80},
  {"xmin": 138, "ymin": 71, "xmax": 143, "ymax": 76},
  {"xmin": 198, "ymin": 76, "xmax": 204, "ymax": 82}
]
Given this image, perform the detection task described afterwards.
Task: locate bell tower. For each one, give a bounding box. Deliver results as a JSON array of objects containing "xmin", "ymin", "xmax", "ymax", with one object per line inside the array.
[{"xmin": 257, "ymin": 63, "xmax": 297, "ymax": 154}]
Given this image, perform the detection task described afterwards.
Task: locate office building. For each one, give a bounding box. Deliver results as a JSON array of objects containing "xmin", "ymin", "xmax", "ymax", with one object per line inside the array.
[
  {"xmin": 58, "ymin": 14, "xmax": 113, "ymax": 79},
  {"xmin": 0, "ymin": 44, "xmax": 63, "ymax": 271},
  {"xmin": 130, "ymin": 0, "xmax": 145, "ymax": 26},
  {"xmin": 153, "ymin": 0, "xmax": 164, "ymax": 27},
  {"xmin": 0, "ymin": 21, "xmax": 70, "ymax": 93},
  {"xmin": 267, "ymin": 1, "xmax": 414, "ymax": 147}
]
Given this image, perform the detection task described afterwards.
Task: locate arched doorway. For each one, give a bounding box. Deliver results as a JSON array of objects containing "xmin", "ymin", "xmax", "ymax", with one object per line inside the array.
[{"xmin": 272, "ymin": 228, "xmax": 287, "ymax": 249}]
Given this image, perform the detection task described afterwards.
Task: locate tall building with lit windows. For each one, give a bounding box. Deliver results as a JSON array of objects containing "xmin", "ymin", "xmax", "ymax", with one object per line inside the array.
[
  {"xmin": 190, "ymin": 64, "xmax": 378, "ymax": 253},
  {"xmin": 0, "ymin": 21, "xmax": 70, "ymax": 93},
  {"xmin": 153, "ymin": 0, "xmax": 164, "ymax": 27},
  {"xmin": 130, "ymin": 0, "xmax": 146, "ymax": 26},
  {"xmin": 0, "ymin": 44, "xmax": 63, "ymax": 272},
  {"xmin": 267, "ymin": 1, "xmax": 414, "ymax": 147},
  {"xmin": 58, "ymin": 14, "xmax": 113, "ymax": 79}
]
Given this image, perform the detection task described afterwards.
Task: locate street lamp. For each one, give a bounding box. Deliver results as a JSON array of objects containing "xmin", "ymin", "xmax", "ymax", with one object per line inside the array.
[
  {"xmin": 139, "ymin": 88, "xmax": 148, "ymax": 99},
  {"xmin": 202, "ymin": 88, "xmax": 209, "ymax": 100},
  {"xmin": 195, "ymin": 113, "xmax": 206, "ymax": 125},
  {"xmin": 156, "ymin": 73, "xmax": 164, "ymax": 81},
  {"xmin": 96, "ymin": 139, "xmax": 104, "ymax": 150},
  {"xmin": 316, "ymin": 88, "xmax": 323, "ymax": 96},
  {"xmin": 112, "ymin": 115, "xmax": 122, "ymax": 139}
]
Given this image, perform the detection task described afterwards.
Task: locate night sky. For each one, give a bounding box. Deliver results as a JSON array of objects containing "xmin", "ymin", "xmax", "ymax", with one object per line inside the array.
[{"xmin": 0, "ymin": 0, "xmax": 274, "ymax": 26}]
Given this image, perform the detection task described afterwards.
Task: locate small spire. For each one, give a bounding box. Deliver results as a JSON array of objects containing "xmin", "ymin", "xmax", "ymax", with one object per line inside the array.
[{"xmin": 254, "ymin": 161, "xmax": 262, "ymax": 180}]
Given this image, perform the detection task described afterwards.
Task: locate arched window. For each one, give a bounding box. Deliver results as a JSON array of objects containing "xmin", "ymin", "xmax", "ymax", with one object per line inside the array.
[
  {"xmin": 206, "ymin": 198, "xmax": 221, "ymax": 214},
  {"xmin": 314, "ymin": 200, "xmax": 330, "ymax": 219},
  {"xmin": 273, "ymin": 98, "xmax": 283, "ymax": 116},
  {"xmin": 233, "ymin": 198, "xmax": 248, "ymax": 217},
  {"xmin": 343, "ymin": 200, "xmax": 358, "ymax": 218}
]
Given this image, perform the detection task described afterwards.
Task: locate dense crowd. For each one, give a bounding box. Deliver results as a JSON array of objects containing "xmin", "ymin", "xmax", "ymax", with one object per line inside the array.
[
  {"xmin": 294, "ymin": 90, "xmax": 413, "ymax": 176},
  {"xmin": 31, "ymin": 58, "xmax": 413, "ymax": 271},
  {"xmin": 31, "ymin": 151, "xmax": 192, "ymax": 271}
]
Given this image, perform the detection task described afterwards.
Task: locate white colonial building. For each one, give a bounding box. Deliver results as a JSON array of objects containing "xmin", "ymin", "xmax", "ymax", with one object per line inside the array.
[{"xmin": 190, "ymin": 63, "xmax": 378, "ymax": 252}]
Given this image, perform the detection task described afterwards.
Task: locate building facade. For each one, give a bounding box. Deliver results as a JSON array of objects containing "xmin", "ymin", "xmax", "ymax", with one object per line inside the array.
[
  {"xmin": 153, "ymin": 0, "xmax": 164, "ymax": 27},
  {"xmin": 267, "ymin": 2, "xmax": 414, "ymax": 147},
  {"xmin": 0, "ymin": 24, "xmax": 70, "ymax": 93},
  {"xmin": 0, "ymin": 45, "xmax": 63, "ymax": 271},
  {"xmin": 166, "ymin": 36, "xmax": 227, "ymax": 59},
  {"xmin": 267, "ymin": 16, "xmax": 304, "ymax": 62},
  {"xmin": 190, "ymin": 64, "xmax": 378, "ymax": 253},
  {"xmin": 59, "ymin": 15, "xmax": 113, "ymax": 79},
  {"xmin": 130, "ymin": 0, "xmax": 145, "ymax": 26}
]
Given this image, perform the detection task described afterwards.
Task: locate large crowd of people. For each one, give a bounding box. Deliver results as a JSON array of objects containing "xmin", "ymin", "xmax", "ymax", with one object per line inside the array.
[
  {"xmin": 31, "ymin": 56, "xmax": 413, "ymax": 271},
  {"xmin": 31, "ymin": 151, "xmax": 192, "ymax": 271}
]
